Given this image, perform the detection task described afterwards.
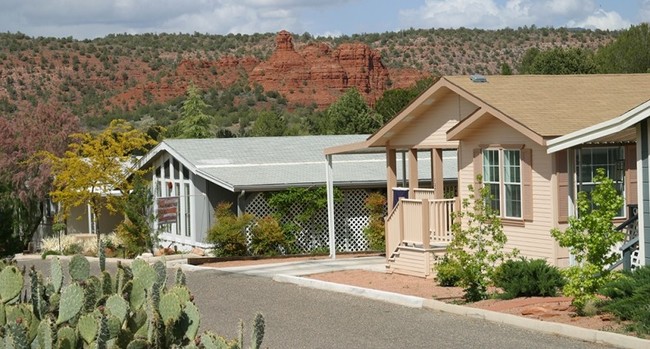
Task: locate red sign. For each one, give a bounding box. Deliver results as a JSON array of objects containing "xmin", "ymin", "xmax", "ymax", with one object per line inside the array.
[{"xmin": 157, "ymin": 197, "xmax": 179, "ymax": 224}]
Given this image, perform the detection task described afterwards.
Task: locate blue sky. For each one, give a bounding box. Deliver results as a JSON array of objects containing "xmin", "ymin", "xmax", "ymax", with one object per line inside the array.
[{"xmin": 0, "ymin": 0, "xmax": 646, "ymax": 39}]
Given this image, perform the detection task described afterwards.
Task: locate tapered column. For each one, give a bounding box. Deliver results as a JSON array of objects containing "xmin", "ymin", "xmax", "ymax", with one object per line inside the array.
[
  {"xmin": 387, "ymin": 147, "xmax": 397, "ymax": 212},
  {"xmin": 433, "ymin": 148, "xmax": 444, "ymax": 199},
  {"xmin": 408, "ymin": 149, "xmax": 418, "ymax": 198}
]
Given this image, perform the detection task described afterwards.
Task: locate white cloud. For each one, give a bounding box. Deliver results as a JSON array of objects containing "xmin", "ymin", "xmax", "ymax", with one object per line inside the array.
[
  {"xmin": 0, "ymin": 0, "xmax": 354, "ymax": 39},
  {"xmin": 567, "ymin": 9, "xmax": 631, "ymax": 30},
  {"xmin": 640, "ymin": 0, "xmax": 650, "ymax": 22},
  {"xmin": 398, "ymin": 0, "xmax": 629, "ymax": 30}
]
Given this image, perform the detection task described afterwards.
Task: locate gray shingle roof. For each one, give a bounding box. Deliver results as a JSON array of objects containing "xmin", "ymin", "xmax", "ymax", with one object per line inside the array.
[{"xmin": 144, "ymin": 135, "xmax": 457, "ymax": 192}]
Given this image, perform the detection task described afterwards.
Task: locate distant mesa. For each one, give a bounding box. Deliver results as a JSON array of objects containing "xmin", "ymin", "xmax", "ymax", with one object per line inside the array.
[{"xmin": 111, "ymin": 30, "xmax": 427, "ymax": 109}]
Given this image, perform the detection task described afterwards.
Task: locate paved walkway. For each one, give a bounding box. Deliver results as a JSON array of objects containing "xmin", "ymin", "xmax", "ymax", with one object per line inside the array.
[{"xmin": 186, "ymin": 256, "xmax": 386, "ymax": 276}]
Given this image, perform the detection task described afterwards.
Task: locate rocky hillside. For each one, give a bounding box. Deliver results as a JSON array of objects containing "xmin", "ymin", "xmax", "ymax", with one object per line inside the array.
[{"xmin": 0, "ymin": 27, "xmax": 616, "ymax": 127}]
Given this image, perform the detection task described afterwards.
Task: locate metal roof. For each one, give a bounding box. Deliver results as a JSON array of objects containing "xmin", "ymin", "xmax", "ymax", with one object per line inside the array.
[{"xmin": 140, "ymin": 135, "xmax": 457, "ymax": 192}]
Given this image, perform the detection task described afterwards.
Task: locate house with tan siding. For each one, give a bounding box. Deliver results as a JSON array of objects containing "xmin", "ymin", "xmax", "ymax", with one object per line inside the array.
[{"xmin": 325, "ymin": 74, "xmax": 650, "ymax": 277}]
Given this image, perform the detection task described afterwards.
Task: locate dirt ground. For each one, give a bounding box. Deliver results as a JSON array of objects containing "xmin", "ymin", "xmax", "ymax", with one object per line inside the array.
[{"xmin": 201, "ymin": 255, "xmax": 629, "ymax": 334}]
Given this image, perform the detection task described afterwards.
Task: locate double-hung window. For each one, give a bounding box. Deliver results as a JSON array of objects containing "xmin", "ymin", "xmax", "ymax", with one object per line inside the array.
[
  {"xmin": 575, "ymin": 146, "xmax": 625, "ymax": 217},
  {"xmin": 483, "ymin": 149, "xmax": 522, "ymax": 219}
]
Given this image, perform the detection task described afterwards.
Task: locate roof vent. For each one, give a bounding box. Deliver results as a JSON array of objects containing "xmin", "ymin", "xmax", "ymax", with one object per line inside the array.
[{"xmin": 470, "ymin": 74, "xmax": 487, "ymax": 83}]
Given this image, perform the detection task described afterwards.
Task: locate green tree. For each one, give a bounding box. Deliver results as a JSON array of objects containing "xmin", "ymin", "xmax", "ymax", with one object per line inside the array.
[
  {"xmin": 374, "ymin": 76, "xmax": 436, "ymax": 124},
  {"xmin": 116, "ymin": 175, "xmax": 155, "ymax": 257},
  {"xmin": 251, "ymin": 110, "xmax": 287, "ymax": 136},
  {"xmin": 324, "ymin": 88, "xmax": 380, "ymax": 134},
  {"xmin": 177, "ymin": 84, "xmax": 213, "ymax": 138},
  {"xmin": 519, "ymin": 47, "xmax": 597, "ymax": 74},
  {"xmin": 550, "ymin": 168, "xmax": 625, "ymax": 310},
  {"xmin": 443, "ymin": 177, "xmax": 517, "ymax": 302},
  {"xmin": 595, "ymin": 23, "xmax": 650, "ymax": 73},
  {"xmin": 44, "ymin": 119, "xmax": 157, "ymax": 249}
]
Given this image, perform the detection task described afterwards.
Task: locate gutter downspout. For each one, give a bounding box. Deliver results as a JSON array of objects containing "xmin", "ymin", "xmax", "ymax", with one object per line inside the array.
[
  {"xmin": 237, "ymin": 190, "xmax": 246, "ymax": 217},
  {"xmin": 326, "ymin": 154, "xmax": 336, "ymax": 259}
]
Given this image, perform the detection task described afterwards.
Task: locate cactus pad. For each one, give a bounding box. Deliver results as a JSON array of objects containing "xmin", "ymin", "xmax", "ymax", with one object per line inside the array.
[
  {"xmin": 77, "ymin": 314, "xmax": 98, "ymax": 344},
  {"xmin": 174, "ymin": 268, "xmax": 186, "ymax": 286},
  {"xmin": 153, "ymin": 260, "xmax": 167, "ymax": 286},
  {"xmin": 105, "ymin": 295, "xmax": 128, "ymax": 323},
  {"xmin": 68, "ymin": 254, "xmax": 90, "ymax": 282},
  {"xmin": 101, "ymin": 271, "xmax": 112, "ymax": 296},
  {"xmin": 168, "ymin": 285, "xmax": 191, "ymax": 305},
  {"xmin": 183, "ymin": 301, "xmax": 200, "ymax": 341},
  {"xmin": 50, "ymin": 257, "xmax": 63, "ymax": 294},
  {"xmin": 125, "ymin": 339, "xmax": 148, "ymax": 349},
  {"xmin": 56, "ymin": 284, "xmax": 84, "ymax": 324},
  {"xmin": 0, "ymin": 302, "xmax": 5, "ymax": 326},
  {"xmin": 129, "ymin": 279, "xmax": 146, "ymax": 310},
  {"xmin": 0, "ymin": 265, "xmax": 23, "ymax": 303},
  {"xmin": 131, "ymin": 259, "xmax": 157, "ymax": 291},
  {"xmin": 37, "ymin": 318, "xmax": 56, "ymax": 349},
  {"xmin": 159, "ymin": 293, "xmax": 182, "ymax": 324},
  {"xmin": 57, "ymin": 326, "xmax": 78, "ymax": 349}
]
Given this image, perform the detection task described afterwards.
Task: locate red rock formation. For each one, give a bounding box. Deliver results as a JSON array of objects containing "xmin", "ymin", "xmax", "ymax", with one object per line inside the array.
[{"xmin": 110, "ymin": 30, "xmax": 426, "ymax": 110}]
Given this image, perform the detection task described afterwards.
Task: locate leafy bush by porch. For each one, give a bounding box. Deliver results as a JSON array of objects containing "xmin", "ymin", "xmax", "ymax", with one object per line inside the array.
[
  {"xmin": 492, "ymin": 258, "xmax": 565, "ymax": 299},
  {"xmin": 363, "ymin": 192, "xmax": 386, "ymax": 251},
  {"xmin": 441, "ymin": 176, "xmax": 518, "ymax": 302},
  {"xmin": 598, "ymin": 266, "xmax": 650, "ymax": 336},
  {"xmin": 207, "ymin": 202, "xmax": 254, "ymax": 257},
  {"xmin": 551, "ymin": 168, "xmax": 626, "ymax": 310}
]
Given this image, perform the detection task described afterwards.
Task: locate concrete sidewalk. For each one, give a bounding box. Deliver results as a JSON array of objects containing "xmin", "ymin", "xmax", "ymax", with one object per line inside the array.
[{"xmin": 184, "ymin": 255, "xmax": 386, "ymax": 276}]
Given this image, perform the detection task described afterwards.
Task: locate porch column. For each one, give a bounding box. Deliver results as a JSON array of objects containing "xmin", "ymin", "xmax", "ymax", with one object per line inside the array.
[
  {"xmin": 408, "ymin": 149, "xmax": 418, "ymax": 198},
  {"xmin": 432, "ymin": 148, "xmax": 444, "ymax": 199},
  {"xmin": 387, "ymin": 147, "xmax": 397, "ymax": 212},
  {"xmin": 325, "ymin": 154, "xmax": 336, "ymax": 259}
]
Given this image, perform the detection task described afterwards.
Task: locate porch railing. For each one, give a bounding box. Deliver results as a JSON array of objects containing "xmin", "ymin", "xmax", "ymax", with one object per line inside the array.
[{"xmin": 385, "ymin": 197, "xmax": 458, "ymax": 258}]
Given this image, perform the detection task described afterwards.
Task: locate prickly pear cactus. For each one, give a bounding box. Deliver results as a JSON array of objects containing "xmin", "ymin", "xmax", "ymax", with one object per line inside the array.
[
  {"xmin": 4, "ymin": 321, "xmax": 30, "ymax": 349},
  {"xmin": 0, "ymin": 265, "xmax": 23, "ymax": 303},
  {"xmin": 129, "ymin": 279, "xmax": 146, "ymax": 310},
  {"xmin": 56, "ymin": 325, "xmax": 77, "ymax": 349},
  {"xmin": 50, "ymin": 257, "xmax": 63, "ymax": 294},
  {"xmin": 250, "ymin": 313, "xmax": 265, "ymax": 349},
  {"xmin": 159, "ymin": 293, "xmax": 182, "ymax": 324},
  {"xmin": 37, "ymin": 317, "xmax": 56, "ymax": 349},
  {"xmin": 131, "ymin": 259, "xmax": 157, "ymax": 291},
  {"xmin": 105, "ymin": 294, "xmax": 128, "ymax": 323},
  {"xmin": 175, "ymin": 267, "xmax": 186, "ymax": 286},
  {"xmin": 68, "ymin": 254, "xmax": 90, "ymax": 282},
  {"xmin": 153, "ymin": 260, "xmax": 167, "ymax": 286},
  {"xmin": 77, "ymin": 314, "xmax": 98, "ymax": 344},
  {"xmin": 169, "ymin": 285, "xmax": 191, "ymax": 305},
  {"xmin": 0, "ymin": 302, "xmax": 5, "ymax": 326},
  {"xmin": 126, "ymin": 338, "xmax": 148, "ymax": 349},
  {"xmin": 97, "ymin": 315, "xmax": 110, "ymax": 349},
  {"xmin": 56, "ymin": 284, "xmax": 84, "ymax": 325},
  {"xmin": 183, "ymin": 301, "xmax": 200, "ymax": 341},
  {"xmin": 101, "ymin": 271, "xmax": 112, "ymax": 296},
  {"xmin": 99, "ymin": 240, "xmax": 106, "ymax": 272},
  {"xmin": 30, "ymin": 267, "xmax": 47, "ymax": 320}
]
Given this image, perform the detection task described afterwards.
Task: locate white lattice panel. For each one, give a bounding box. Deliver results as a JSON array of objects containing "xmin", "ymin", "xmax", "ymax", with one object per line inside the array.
[{"xmin": 244, "ymin": 189, "xmax": 372, "ymax": 253}]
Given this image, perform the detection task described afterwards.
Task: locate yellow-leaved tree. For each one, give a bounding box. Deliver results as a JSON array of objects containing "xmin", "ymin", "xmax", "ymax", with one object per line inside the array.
[{"xmin": 43, "ymin": 119, "xmax": 157, "ymax": 249}]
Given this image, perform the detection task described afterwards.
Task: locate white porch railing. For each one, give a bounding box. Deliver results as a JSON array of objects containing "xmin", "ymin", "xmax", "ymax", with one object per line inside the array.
[{"xmin": 385, "ymin": 197, "xmax": 458, "ymax": 258}]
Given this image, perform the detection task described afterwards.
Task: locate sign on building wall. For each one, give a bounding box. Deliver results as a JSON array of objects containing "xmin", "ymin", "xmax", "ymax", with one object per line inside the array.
[{"xmin": 157, "ymin": 197, "xmax": 179, "ymax": 224}]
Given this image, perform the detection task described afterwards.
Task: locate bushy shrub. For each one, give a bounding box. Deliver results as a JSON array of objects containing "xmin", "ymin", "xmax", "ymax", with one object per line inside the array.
[
  {"xmin": 492, "ymin": 258, "xmax": 565, "ymax": 299},
  {"xmin": 435, "ymin": 255, "xmax": 462, "ymax": 287},
  {"xmin": 363, "ymin": 192, "xmax": 386, "ymax": 251},
  {"xmin": 207, "ymin": 202, "xmax": 254, "ymax": 256},
  {"xmin": 599, "ymin": 266, "xmax": 650, "ymax": 335},
  {"xmin": 62, "ymin": 242, "xmax": 83, "ymax": 256},
  {"xmin": 250, "ymin": 216, "xmax": 290, "ymax": 256}
]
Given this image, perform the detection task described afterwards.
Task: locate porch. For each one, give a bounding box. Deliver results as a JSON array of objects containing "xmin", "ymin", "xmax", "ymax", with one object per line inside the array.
[{"xmin": 384, "ymin": 188, "xmax": 459, "ymax": 278}]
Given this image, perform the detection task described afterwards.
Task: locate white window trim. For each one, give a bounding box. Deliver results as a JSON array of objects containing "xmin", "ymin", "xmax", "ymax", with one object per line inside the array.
[{"xmin": 483, "ymin": 148, "xmax": 523, "ymax": 219}]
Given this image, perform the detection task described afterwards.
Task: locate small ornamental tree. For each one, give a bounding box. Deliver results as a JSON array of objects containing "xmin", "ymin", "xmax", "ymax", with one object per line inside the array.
[
  {"xmin": 442, "ymin": 176, "xmax": 517, "ymax": 302},
  {"xmin": 43, "ymin": 119, "xmax": 157, "ymax": 250},
  {"xmin": 551, "ymin": 168, "xmax": 626, "ymax": 310},
  {"xmin": 116, "ymin": 175, "xmax": 156, "ymax": 257}
]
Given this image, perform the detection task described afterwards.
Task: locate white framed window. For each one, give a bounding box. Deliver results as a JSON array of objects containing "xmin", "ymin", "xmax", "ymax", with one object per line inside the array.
[
  {"xmin": 575, "ymin": 146, "xmax": 625, "ymax": 217},
  {"xmin": 483, "ymin": 149, "xmax": 522, "ymax": 219}
]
